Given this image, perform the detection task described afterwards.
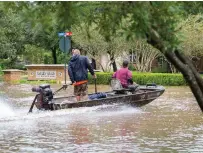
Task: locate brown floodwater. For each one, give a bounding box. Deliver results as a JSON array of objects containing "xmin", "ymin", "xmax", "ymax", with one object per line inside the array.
[{"xmin": 0, "ymin": 82, "xmax": 203, "ymax": 153}]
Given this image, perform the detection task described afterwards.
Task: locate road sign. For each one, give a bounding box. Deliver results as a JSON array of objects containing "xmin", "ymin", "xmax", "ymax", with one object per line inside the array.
[
  {"xmin": 58, "ymin": 32, "xmax": 65, "ymax": 37},
  {"xmin": 66, "ymin": 32, "xmax": 72, "ymax": 36},
  {"xmin": 58, "ymin": 32, "xmax": 72, "ymax": 37},
  {"xmin": 58, "ymin": 32, "xmax": 72, "ymax": 84},
  {"xmin": 59, "ymin": 37, "xmax": 71, "ymax": 53}
]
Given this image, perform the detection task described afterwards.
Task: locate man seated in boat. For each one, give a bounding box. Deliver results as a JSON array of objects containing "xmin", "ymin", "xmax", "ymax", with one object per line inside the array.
[
  {"xmin": 112, "ymin": 60, "xmax": 138, "ymax": 93},
  {"xmin": 68, "ymin": 49, "xmax": 96, "ymax": 101}
]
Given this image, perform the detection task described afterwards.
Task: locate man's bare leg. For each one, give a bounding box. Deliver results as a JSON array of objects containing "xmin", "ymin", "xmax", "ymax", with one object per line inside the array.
[
  {"xmin": 76, "ymin": 96, "xmax": 81, "ymax": 101},
  {"xmin": 81, "ymin": 95, "xmax": 88, "ymax": 101}
]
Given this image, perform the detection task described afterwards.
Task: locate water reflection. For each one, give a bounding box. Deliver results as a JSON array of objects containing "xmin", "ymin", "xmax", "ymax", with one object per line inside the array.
[{"xmin": 1, "ymin": 83, "xmax": 203, "ymax": 152}]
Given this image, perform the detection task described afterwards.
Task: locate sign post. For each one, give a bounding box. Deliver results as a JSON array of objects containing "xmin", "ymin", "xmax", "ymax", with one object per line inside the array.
[{"xmin": 58, "ymin": 32, "xmax": 72, "ymax": 84}]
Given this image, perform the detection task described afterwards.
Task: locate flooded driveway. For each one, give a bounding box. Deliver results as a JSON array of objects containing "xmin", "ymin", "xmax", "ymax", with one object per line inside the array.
[{"xmin": 0, "ymin": 83, "xmax": 203, "ymax": 153}]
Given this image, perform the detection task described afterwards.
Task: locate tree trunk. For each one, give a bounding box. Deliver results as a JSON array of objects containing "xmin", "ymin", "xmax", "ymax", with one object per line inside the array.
[
  {"xmin": 112, "ymin": 60, "xmax": 117, "ymax": 72},
  {"xmin": 91, "ymin": 58, "xmax": 96, "ymax": 69},
  {"xmin": 10, "ymin": 56, "xmax": 17, "ymax": 68},
  {"xmin": 167, "ymin": 62, "xmax": 172, "ymax": 73},
  {"xmin": 107, "ymin": 50, "xmax": 117, "ymax": 72},
  {"xmin": 51, "ymin": 47, "xmax": 57, "ymax": 64},
  {"xmin": 98, "ymin": 62, "xmax": 105, "ymax": 72},
  {"xmin": 110, "ymin": 56, "xmax": 117, "ymax": 72},
  {"xmin": 147, "ymin": 28, "xmax": 203, "ymax": 112},
  {"xmin": 175, "ymin": 50, "xmax": 203, "ymax": 93},
  {"xmin": 165, "ymin": 51, "xmax": 203, "ymax": 111}
]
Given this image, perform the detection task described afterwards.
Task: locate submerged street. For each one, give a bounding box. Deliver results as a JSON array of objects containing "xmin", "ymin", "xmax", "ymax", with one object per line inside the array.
[{"xmin": 0, "ymin": 83, "xmax": 203, "ymax": 152}]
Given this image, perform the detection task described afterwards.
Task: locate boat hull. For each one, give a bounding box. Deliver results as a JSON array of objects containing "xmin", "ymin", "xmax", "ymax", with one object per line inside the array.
[{"xmin": 50, "ymin": 85, "xmax": 165, "ymax": 110}]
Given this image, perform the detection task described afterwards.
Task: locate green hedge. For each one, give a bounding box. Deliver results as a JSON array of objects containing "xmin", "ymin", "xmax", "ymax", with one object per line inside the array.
[
  {"xmin": 0, "ymin": 65, "xmax": 3, "ymax": 75},
  {"xmin": 88, "ymin": 72, "xmax": 113, "ymax": 85},
  {"xmin": 88, "ymin": 72, "xmax": 187, "ymax": 86},
  {"xmin": 0, "ymin": 71, "xmax": 189, "ymax": 86}
]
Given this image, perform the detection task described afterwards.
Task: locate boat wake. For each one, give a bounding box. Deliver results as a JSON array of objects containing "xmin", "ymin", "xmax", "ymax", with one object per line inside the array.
[
  {"xmin": 0, "ymin": 99, "xmax": 15, "ymax": 118},
  {"xmin": 0, "ymin": 103, "xmax": 144, "ymax": 123}
]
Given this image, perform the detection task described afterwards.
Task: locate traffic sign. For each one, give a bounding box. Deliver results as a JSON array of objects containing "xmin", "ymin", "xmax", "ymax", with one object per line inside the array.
[
  {"xmin": 59, "ymin": 37, "xmax": 71, "ymax": 53},
  {"xmin": 58, "ymin": 32, "xmax": 72, "ymax": 37},
  {"xmin": 58, "ymin": 32, "xmax": 65, "ymax": 37},
  {"xmin": 66, "ymin": 32, "xmax": 72, "ymax": 36}
]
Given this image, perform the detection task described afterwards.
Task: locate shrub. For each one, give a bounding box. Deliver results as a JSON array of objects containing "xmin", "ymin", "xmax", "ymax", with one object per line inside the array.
[
  {"xmin": 88, "ymin": 72, "xmax": 113, "ymax": 85},
  {"xmin": 10, "ymin": 72, "xmax": 188, "ymax": 86},
  {"xmin": 0, "ymin": 65, "xmax": 3, "ymax": 75},
  {"xmin": 128, "ymin": 63, "xmax": 136, "ymax": 71},
  {"xmin": 88, "ymin": 72, "xmax": 187, "ymax": 86},
  {"xmin": 132, "ymin": 72, "xmax": 186, "ymax": 86},
  {"xmin": 151, "ymin": 65, "xmax": 168, "ymax": 73}
]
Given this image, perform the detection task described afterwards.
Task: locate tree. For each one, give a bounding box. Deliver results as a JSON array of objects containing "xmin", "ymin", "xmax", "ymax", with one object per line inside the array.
[
  {"xmin": 126, "ymin": 40, "xmax": 161, "ymax": 72},
  {"xmin": 23, "ymin": 44, "xmax": 53, "ymax": 64},
  {"xmin": 72, "ymin": 23, "xmax": 129, "ymax": 72},
  {"xmin": 3, "ymin": 1, "xmax": 203, "ymax": 111},
  {"xmin": 86, "ymin": 1, "xmax": 203, "ymax": 111},
  {"xmin": 179, "ymin": 15, "xmax": 203, "ymax": 60},
  {"xmin": 72, "ymin": 23, "xmax": 108, "ymax": 71},
  {"xmin": 0, "ymin": 3, "xmax": 31, "ymax": 68},
  {"xmin": 4, "ymin": 1, "xmax": 82, "ymax": 64},
  {"xmin": 147, "ymin": 2, "xmax": 203, "ymax": 112}
]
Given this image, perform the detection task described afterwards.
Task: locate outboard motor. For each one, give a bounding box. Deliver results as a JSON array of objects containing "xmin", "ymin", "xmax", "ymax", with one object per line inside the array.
[{"xmin": 32, "ymin": 84, "xmax": 54, "ymax": 110}]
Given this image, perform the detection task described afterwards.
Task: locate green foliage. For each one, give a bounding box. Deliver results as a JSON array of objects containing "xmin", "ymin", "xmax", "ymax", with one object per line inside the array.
[
  {"xmin": 0, "ymin": 65, "xmax": 3, "ymax": 75},
  {"xmin": 0, "ymin": 3, "xmax": 33, "ymax": 67},
  {"xmin": 1, "ymin": 1, "xmax": 203, "ymax": 73},
  {"xmin": 72, "ymin": 22, "xmax": 130, "ymax": 72},
  {"xmin": 88, "ymin": 72, "xmax": 113, "ymax": 85},
  {"xmin": 88, "ymin": 72, "xmax": 187, "ymax": 86},
  {"xmin": 148, "ymin": 2, "xmax": 183, "ymax": 48},
  {"xmin": 24, "ymin": 44, "xmax": 53, "ymax": 64},
  {"xmin": 128, "ymin": 63, "xmax": 136, "ymax": 71},
  {"xmin": 56, "ymin": 50, "xmax": 71, "ymax": 64},
  {"xmin": 178, "ymin": 14, "xmax": 203, "ymax": 58},
  {"xmin": 152, "ymin": 63, "xmax": 168, "ymax": 73},
  {"xmin": 0, "ymin": 59, "xmax": 11, "ymax": 69},
  {"xmin": 44, "ymin": 53, "xmax": 54, "ymax": 64},
  {"xmin": 7, "ymin": 72, "xmax": 187, "ymax": 86},
  {"xmin": 133, "ymin": 72, "xmax": 186, "ymax": 86},
  {"xmin": 182, "ymin": 2, "xmax": 203, "ymax": 15},
  {"xmin": 12, "ymin": 63, "xmax": 26, "ymax": 70}
]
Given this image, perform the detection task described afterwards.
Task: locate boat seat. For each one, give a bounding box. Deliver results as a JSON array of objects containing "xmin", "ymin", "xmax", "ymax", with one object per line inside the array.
[
  {"xmin": 111, "ymin": 78, "xmax": 131, "ymax": 94},
  {"xmin": 110, "ymin": 79, "xmax": 139, "ymax": 94},
  {"xmin": 111, "ymin": 79, "xmax": 123, "ymax": 90}
]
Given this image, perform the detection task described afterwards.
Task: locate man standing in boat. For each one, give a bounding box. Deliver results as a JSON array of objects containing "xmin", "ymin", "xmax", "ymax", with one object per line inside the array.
[
  {"xmin": 112, "ymin": 60, "xmax": 133, "ymax": 88},
  {"xmin": 68, "ymin": 49, "xmax": 96, "ymax": 101}
]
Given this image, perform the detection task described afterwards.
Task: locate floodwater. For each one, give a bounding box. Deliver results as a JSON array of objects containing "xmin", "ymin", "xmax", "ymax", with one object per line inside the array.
[{"xmin": 0, "ymin": 82, "xmax": 203, "ymax": 153}]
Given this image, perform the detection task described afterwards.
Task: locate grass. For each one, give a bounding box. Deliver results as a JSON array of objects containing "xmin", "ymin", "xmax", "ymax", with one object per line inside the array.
[{"xmin": 18, "ymin": 76, "xmax": 59, "ymax": 85}]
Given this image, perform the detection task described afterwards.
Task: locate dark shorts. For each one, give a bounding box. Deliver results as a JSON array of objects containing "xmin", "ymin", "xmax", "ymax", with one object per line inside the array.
[{"xmin": 74, "ymin": 83, "xmax": 88, "ymax": 96}]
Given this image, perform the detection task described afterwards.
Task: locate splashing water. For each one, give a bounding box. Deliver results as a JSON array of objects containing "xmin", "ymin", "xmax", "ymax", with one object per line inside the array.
[{"xmin": 0, "ymin": 99, "xmax": 15, "ymax": 118}]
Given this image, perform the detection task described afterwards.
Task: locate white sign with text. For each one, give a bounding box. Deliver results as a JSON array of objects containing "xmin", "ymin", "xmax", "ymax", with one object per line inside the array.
[{"xmin": 36, "ymin": 71, "xmax": 56, "ymax": 79}]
